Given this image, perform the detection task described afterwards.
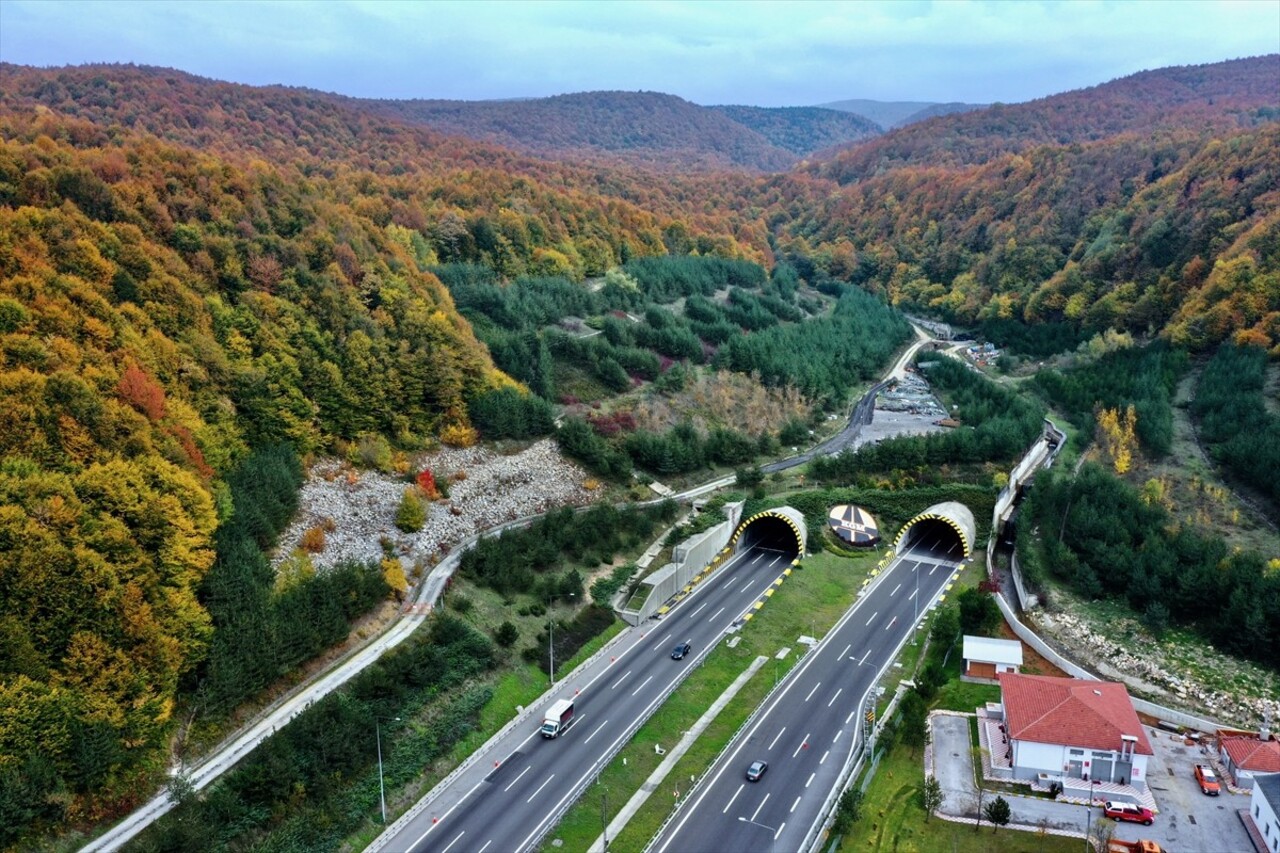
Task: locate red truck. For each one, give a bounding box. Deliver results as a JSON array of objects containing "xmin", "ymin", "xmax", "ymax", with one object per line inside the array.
[{"xmin": 1194, "ymin": 763, "xmax": 1221, "ymax": 795}]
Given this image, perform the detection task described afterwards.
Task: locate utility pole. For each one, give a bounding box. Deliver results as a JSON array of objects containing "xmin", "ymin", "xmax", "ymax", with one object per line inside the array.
[{"xmin": 376, "ymin": 716, "xmax": 400, "ymax": 823}]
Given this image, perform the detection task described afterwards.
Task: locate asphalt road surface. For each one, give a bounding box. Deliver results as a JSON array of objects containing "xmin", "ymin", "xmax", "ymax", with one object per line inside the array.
[
  {"xmin": 653, "ymin": 529, "xmax": 965, "ymax": 853},
  {"xmin": 380, "ymin": 544, "xmax": 800, "ymax": 853}
]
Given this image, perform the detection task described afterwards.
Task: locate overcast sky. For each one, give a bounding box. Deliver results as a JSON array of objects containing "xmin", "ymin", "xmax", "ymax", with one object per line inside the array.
[{"xmin": 1, "ymin": 0, "xmax": 1276, "ymax": 106}]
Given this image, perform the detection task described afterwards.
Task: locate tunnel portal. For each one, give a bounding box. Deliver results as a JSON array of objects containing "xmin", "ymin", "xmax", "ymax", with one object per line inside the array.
[
  {"xmin": 730, "ymin": 507, "xmax": 806, "ymax": 558},
  {"xmin": 892, "ymin": 501, "xmax": 975, "ymax": 558}
]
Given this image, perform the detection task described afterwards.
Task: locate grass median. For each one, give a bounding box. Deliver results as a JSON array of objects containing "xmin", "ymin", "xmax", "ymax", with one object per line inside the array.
[{"xmin": 542, "ymin": 548, "xmax": 877, "ymax": 852}]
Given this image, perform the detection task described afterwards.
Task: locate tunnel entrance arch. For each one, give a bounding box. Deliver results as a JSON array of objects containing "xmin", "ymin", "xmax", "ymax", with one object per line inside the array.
[
  {"xmin": 892, "ymin": 501, "xmax": 975, "ymax": 558},
  {"xmin": 729, "ymin": 507, "xmax": 806, "ymax": 558}
]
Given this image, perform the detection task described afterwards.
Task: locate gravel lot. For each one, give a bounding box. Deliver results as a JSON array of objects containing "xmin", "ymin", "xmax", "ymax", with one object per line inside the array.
[
  {"xmin": 272, "ymin": 439, "xmax": 594, "ymax": 572},
  {"xmin": 1123, "ymin": 728, "xmax": 1253, "ymax": 852}
]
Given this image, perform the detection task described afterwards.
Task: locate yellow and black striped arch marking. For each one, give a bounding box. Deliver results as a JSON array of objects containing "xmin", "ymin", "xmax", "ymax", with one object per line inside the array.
[
  {"xmin": 892, "ymin": 511, "xmax": 972, "ymax": 558},
  {"xmin": 728, "ymin": 510, "xmax": 805, "ymax": 555}
]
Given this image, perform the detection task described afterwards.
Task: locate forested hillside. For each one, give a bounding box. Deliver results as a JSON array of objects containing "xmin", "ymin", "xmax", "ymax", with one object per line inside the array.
[
  {"xmin": 0, "ymin": 70, "xmax": 767, "ymax": 836},
  {"xmin": 363, "ymin": 90, "xmax": 803, "ymax": 171},
  {"xmin": 1, "ymin": 53, "xmax": 1279, "ymax": 843},
  {"xmin": 764, "ymin": 109, "xmax": 1280, "ymax": 350},
  {"xmin": 816, "ymin": 56, "xmax": 1279, "ymax": 179},
  {"xmin": 707, "ymin": 105, "xmax": 879, "ymax": 156}
]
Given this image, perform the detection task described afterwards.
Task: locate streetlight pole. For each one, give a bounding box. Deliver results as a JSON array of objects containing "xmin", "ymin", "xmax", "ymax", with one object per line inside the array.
[
  {"xmin": 550, "ymin": 592, "xmax": 575, "ymax": 684},
  {"xmin": 377, "ymin": 716, "xmax": 400, "ymax": 824}
]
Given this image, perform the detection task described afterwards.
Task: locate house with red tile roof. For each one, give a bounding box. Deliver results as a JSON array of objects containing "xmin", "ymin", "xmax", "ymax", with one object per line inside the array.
[
  {"xmin": 1221, "ymin": 736, "xmax": 1280, "ymax": 790},
  {"xmin": 997, "ymin": 673, "xmax": 1153, "ymax": 792}
]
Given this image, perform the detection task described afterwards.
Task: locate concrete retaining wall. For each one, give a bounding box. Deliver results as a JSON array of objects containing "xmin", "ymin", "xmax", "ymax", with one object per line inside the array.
[{"xmin": 622, "ymin": 502, "xmax": 744, "ymax": 624}]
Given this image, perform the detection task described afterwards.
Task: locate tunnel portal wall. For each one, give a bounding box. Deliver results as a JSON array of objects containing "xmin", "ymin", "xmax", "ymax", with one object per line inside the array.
[{"xmin": 892, "ymin": 501, "xmax": 975, "ymax": 557}]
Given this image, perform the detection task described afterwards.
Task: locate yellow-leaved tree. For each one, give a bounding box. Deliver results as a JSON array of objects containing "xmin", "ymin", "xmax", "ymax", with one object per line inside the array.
[{"xmin": 1096, "ymin": 405, "xmax": 1138, "ymax": 474}]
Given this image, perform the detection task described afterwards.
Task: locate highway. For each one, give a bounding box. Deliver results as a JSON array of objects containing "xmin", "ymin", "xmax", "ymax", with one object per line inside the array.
[
  {"xmin": 652, "ymin": 528, "xmax": 965, "ymax": 853},
  {"xmin": 378, "ymin": 541, "xmax": 801, "ymax": 853}
]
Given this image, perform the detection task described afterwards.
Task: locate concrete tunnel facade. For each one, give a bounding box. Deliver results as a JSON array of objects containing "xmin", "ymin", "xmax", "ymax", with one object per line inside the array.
[
  {"xmin": 729, "ymin": 506, "xmax": 807, "ymax": 557},
  {"xmin": 892, "ymin": 501, "xmax": 976, "ymax": 558}
]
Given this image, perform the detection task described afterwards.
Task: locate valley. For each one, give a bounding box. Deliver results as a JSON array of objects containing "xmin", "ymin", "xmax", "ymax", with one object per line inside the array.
[{"xmin": 0, "ymin": 34, "xmax": 1276, "ymax": 853}]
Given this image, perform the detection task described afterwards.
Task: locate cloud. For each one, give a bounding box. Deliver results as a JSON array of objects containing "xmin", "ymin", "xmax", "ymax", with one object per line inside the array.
[{"xmin": 1, "ymin": 0, "xmax": 1276, "ymax": 105}]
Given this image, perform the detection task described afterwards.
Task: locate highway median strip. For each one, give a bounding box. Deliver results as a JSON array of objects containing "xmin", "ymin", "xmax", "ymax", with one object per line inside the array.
[{"xmin": 587, "ymin": 656, "xmax": 769, "ymax": 852}]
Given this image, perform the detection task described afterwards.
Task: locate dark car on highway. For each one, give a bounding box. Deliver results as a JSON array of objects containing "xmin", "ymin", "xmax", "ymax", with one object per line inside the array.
[{"xmin": 671, "ymin": 640, "xmax": 692, "ymax": 660}]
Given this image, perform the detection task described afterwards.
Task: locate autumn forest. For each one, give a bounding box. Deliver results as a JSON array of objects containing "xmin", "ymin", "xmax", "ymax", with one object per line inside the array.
[{"xmin": 0, "ymin": 54, "xmax": 1278, "ymax": 846}]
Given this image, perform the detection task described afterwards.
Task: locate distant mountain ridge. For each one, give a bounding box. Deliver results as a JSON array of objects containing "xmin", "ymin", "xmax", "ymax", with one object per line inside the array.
[
  {"xmin": 817, "ymin": 97, "xmax": 986, "ymax": 128},
  {"xmin": 817, "ymin": 55, "xmax": 1280, "ymax": 183},
  {"xmin": 362, "ymin": 91, "xmax": 880, "ymax": 171}
]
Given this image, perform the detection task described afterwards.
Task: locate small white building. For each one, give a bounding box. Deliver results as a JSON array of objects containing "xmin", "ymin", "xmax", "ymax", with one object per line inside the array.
[
  {"xmin": 1247, "ymin": 773, "xmax": 1280, "ymax": 853},
  {"xmin": 1221, "ymin": 735, "xmax": 1280, "ymax": 790},
  {"xmin": 997, "ymin": 673, "xmax": 1153, "ymax": 792},
  {"xmin": 962, "ymin": 635, "xmax": 1023, "ymax": 681}
]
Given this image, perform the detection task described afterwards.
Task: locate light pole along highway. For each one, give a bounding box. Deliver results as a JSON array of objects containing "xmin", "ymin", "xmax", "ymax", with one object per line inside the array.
[
  {"xmin": 378, "ymin": 519, "xmax": 805, "ymax": 853},
  {"xmin": 652, "ymin": 503, "xmax": 974, "ymax": 853}
]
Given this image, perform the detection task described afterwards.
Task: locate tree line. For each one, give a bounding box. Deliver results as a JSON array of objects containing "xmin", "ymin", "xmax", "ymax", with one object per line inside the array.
[
  {"xmin": 129, "ymin": 615, "xmax": 496, "ymax": 852},
  {"xmin": 1033, "ymin": 342, "xmax": 1187, "ymax": 456},
  {"xmin": 1192, "ymin": 343, "xmax": 1280, "ymax": 507},
  {"xmin": 193, "ymin": 445, "xmax": 389, "ymax": 719},
  {"xmin": 458, "ymin": 502, "xmax": 679, "ymax": 597},
  {"xmin": 713, "ymin": 285, "xmax": 911, "ymax": 403},
  {"xmin": 1018, "ymin": 463, "xmax": 1280, "ymax": 671}
]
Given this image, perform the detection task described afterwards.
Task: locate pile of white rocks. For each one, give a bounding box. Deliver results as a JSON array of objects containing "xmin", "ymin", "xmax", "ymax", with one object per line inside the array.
[
  {"xmin": 1038, "ymin": 609, "xmax": 1276, "ymax": 727},
  {"xmin": 272, "ymin": 439, "xmax": 594, "ymax": 573}
]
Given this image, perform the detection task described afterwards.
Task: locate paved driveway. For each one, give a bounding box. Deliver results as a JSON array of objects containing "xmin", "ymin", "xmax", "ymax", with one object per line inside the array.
[
  {"xmin": 1119, "ymin": 727, "xmax": 1253, "ymax": 853},
  {"xmin": 932, "ymin": 715, "xmax": 980, "ymax": 816},
  {"xmin": 929, "ymin": 715, "xmax": 1090, "ymax": 835}
]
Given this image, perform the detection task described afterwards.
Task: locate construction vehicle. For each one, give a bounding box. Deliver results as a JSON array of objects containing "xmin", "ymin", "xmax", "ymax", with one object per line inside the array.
[{"xmin": 540, "ymin": 698, "xmax": 575, "ymax": 738}]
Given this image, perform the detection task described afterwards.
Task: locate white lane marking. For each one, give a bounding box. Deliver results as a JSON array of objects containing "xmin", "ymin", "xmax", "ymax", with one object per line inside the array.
[
  {"xmin": 805, "ymin": 772, "xmax": 816, "ymax": 788},
  {"xmin": 688, "ymin": 601, "xmax": 709, "ymax": 619},
  {"xmin": 775, "ymin": 822, "xmax": 786, "ymax": 841},
  {"xmin": 652, "ymin": 552, "xmax": 955, "ymax": 853},
  {"xmin": 583, "ymin": 720, "xmax": 608, "ymax": 744},
  {"xmin": 828, "ymin": 687, "xmax": 843, "ymax": 708},
  {"xmin": 631, "ymin": 674, "xmax": 654, "ymax": 696},
  {"xmin": 768, "ymin": 726, "xmax": 787, "ymax": 750},
  {"xmin": 866, "ymin": 611, "xmax": 878, "ymax": 626},
  {"xmin": 441, "ymin": 831, "xmax": 466, "ymax": 853},
  {"xmin": 820, "ymin": 750, "xmax": 830, "ymax": 765},
  {"xmin": 611, "ymin": 670, "xmax": 633, "ymax": 690},
  {"xmin": 791, "ymin": 795, "xmax": 802, "ymax": 814},
  {"xmin": 846, "ymin": 710, "xmax": 855, "ymax": 725},
  {"xmin": 723, "ymin": 783, "xmax": 744, "ymax": 814},
  {"xmin": 890, "ymin": 583, "xmax": 902, "ymax": 596},
  {"xmin": 651, "ymin": 632, "xmax": 672, "ymax": 652},
  {"xmin": 858, "ymin": 649, "xmax": 872, "ymax": 665},
  {"xmin": 503, "ymin": 765, "xmax": 532, "ymax": 792},
  {"xmin": 710, "ymin": 606, "xmax": 726, "ymax": 622},
  {"xmin": 929, "ymin": 564, "xmax": 939, "ymax": 575},
  {"xmin": 526, "ymin": 774, "xmax": 555, "ymax": 803},
  {"xmin": 750, "ymin": 793, "xmax": 771, "ymax": 823},
  {"xmin": 405, "ymin": 779, "xmax": 482, "ymax": 850},
  {"xmin": 908, "ymin": 588, "xmax": 918, "ymax": 601},
  {"xmin": 885, "ymin": 616, "xmax": 897, "ymax": 631},
  {"xmin": 793, "ymin": 732, "xmax": 810, "ymax": 758},
  {"xmin": 478, "ymin": 841, "xmax": 492, "ymax": 853},
  {"xmin": 833, "ymin": 730, "xmax": 841, "ymax": 743},
  {"xmin": 804, "ymin": 682, "xmax": 821, "ymax": 702},
  {"xmin": 722, "ymin": 577, "xmax": 737, "ymax": 592},
  {"xmin": 839, "ymin": 643, "xmax": 851, "ymax": 659}
]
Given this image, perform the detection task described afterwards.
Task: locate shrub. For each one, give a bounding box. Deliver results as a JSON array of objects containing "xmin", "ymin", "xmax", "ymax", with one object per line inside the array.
[
  {"xmin": 494, "ymin": 621, "xmax": 519, "ymax": 648},
  {"xmin": 381, "ymin": 557, "xmax": 408, "ymax": 600},
  {"xmin": 353, "ymin": 432, "xmax": 393, "ymax": 471},
  {"xmin": 440, "ymin": 421, "xmax": 479, "ymax": 448},
  {"xmin": 300, "ymin": 525, "xmax": 327, "ymax": 553},
  {"xmin": 395, "ymin": 488, "xmax": 426, "ymax": 533}
]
